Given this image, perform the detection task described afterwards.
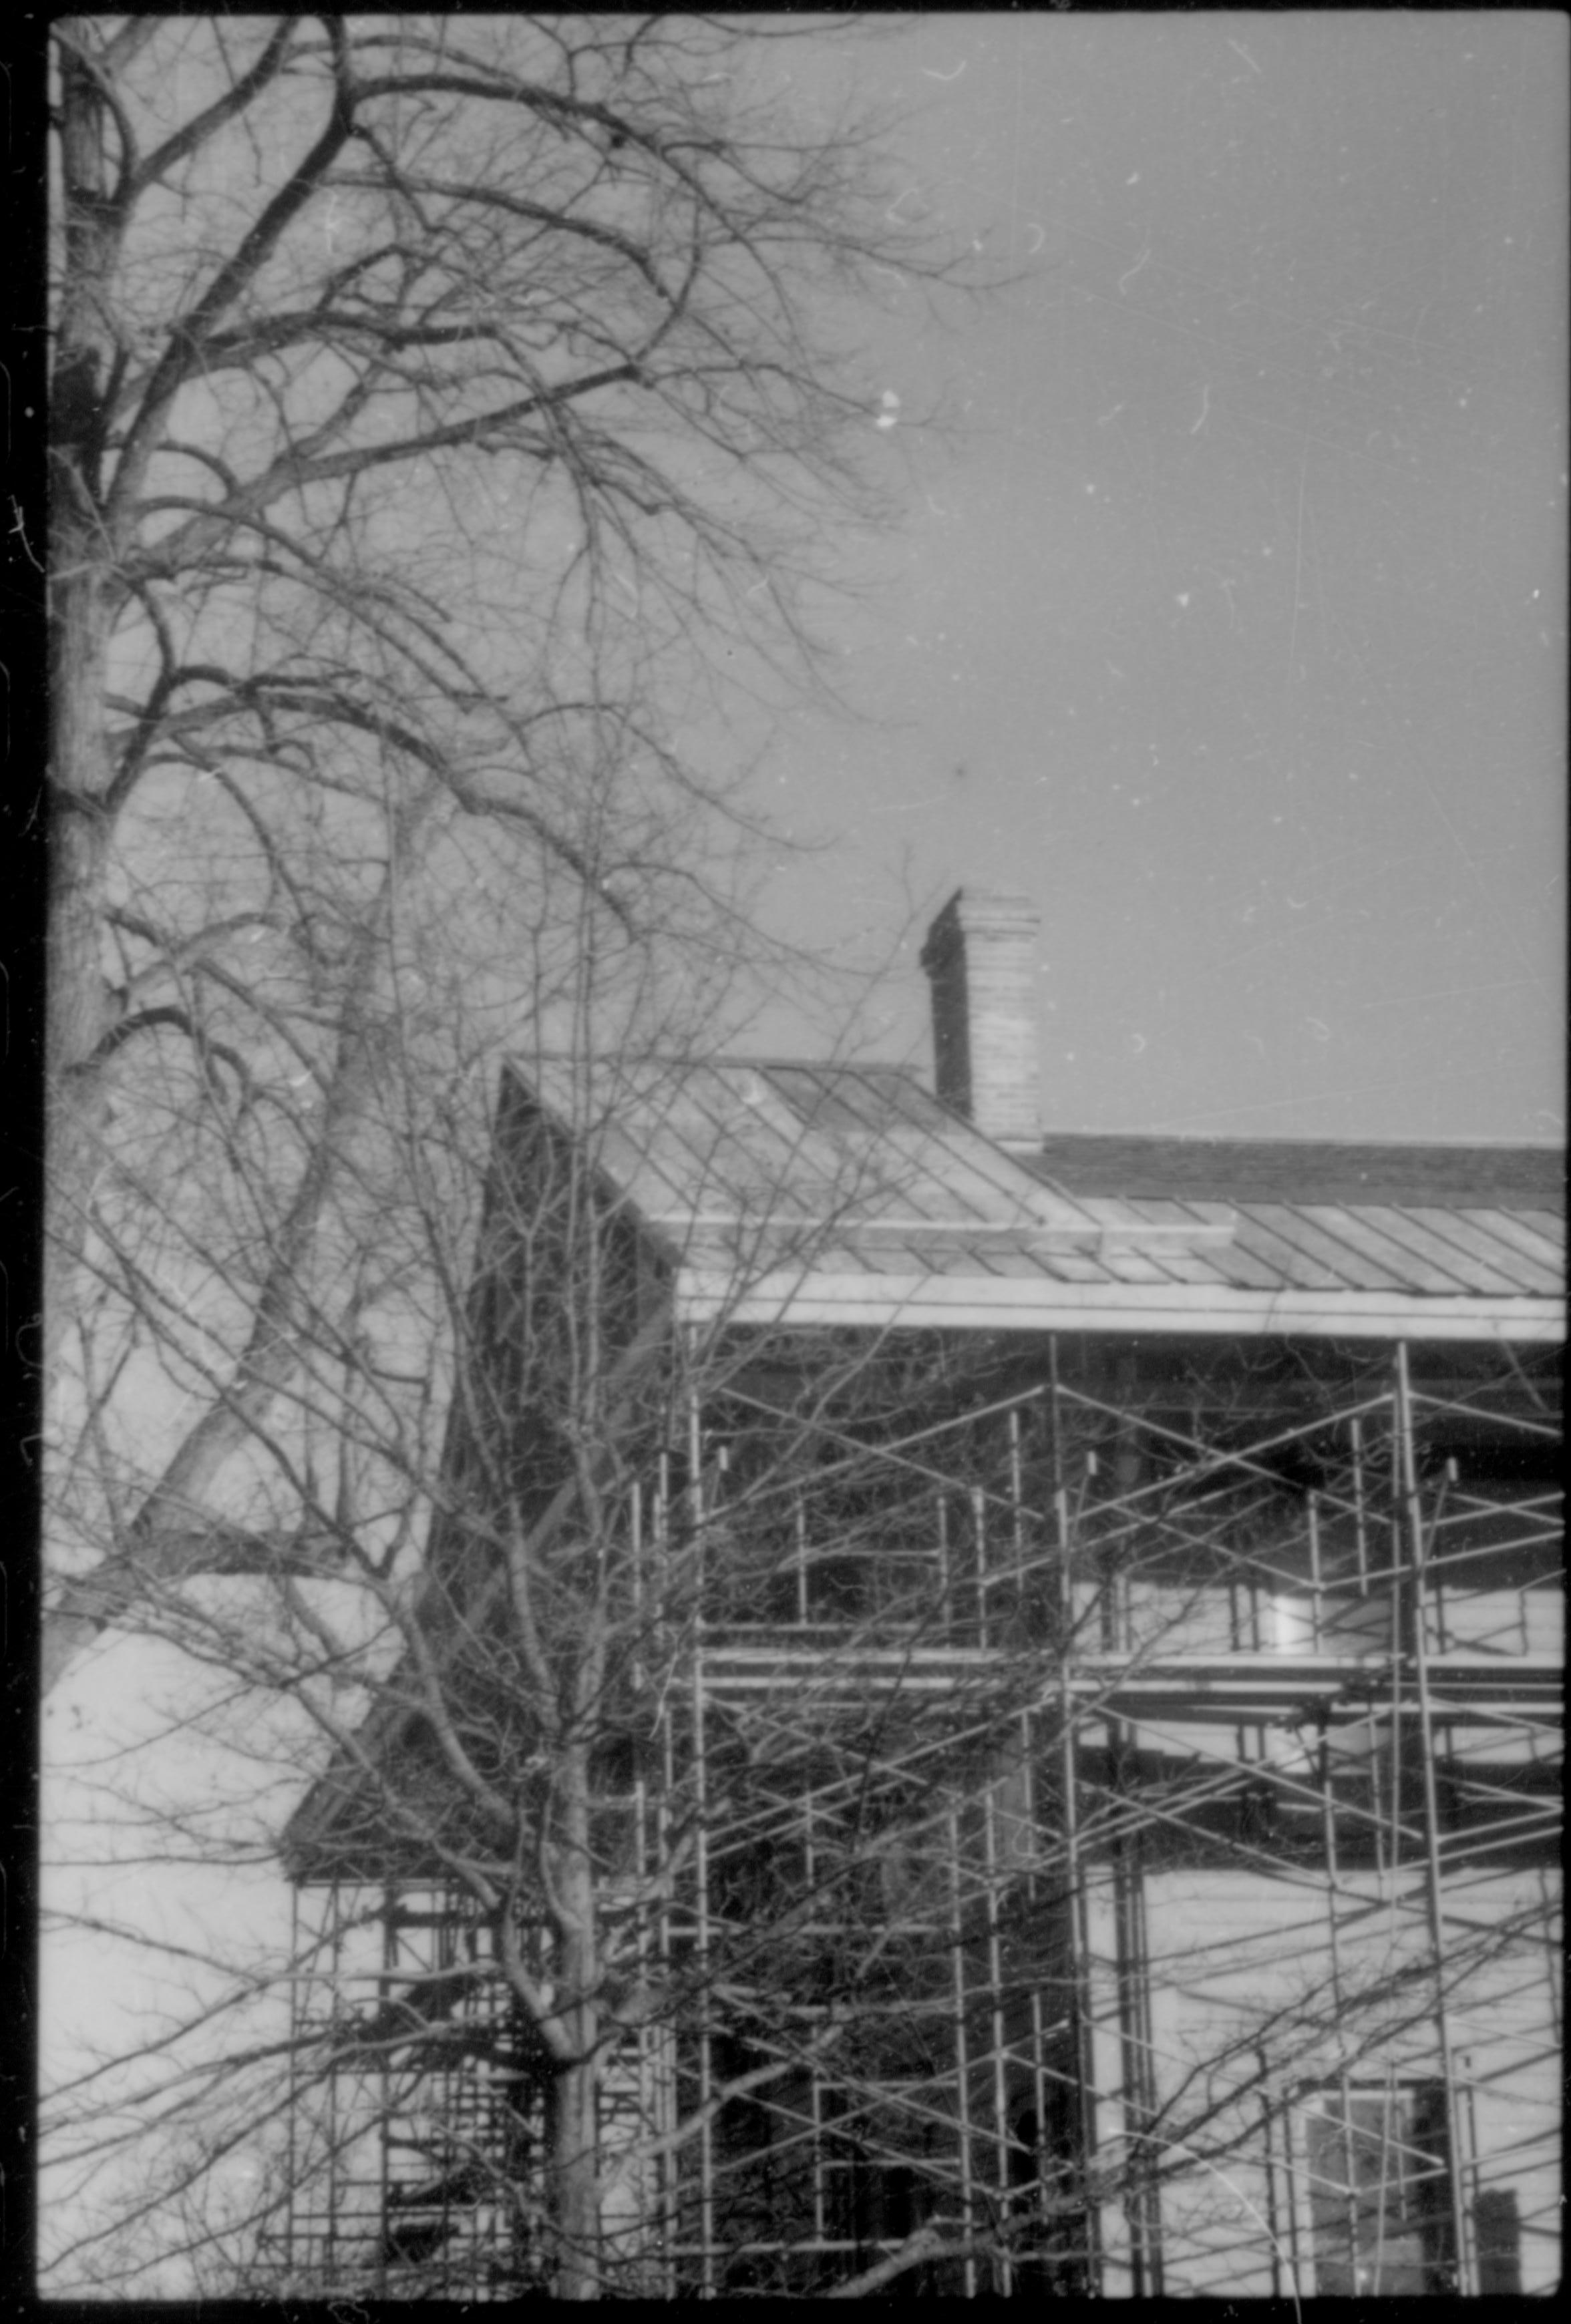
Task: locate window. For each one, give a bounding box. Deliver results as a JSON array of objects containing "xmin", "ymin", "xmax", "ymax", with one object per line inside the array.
[{"xmin": 1298, "ymin": 2082, "xmax": 1456, "ymax": 2295}]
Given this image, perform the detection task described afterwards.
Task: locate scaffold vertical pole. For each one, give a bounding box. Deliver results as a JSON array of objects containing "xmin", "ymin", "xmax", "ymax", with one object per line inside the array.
[
  {"xmin": 946, "ymin": 1798, "xmax": 978, "ymax": 2297},
  {"xmin": 1047, "ymin": 1337, "xmax": 1099, "ymax": 2291},
  {"xmin": 683, "ymin": 1380, "xmax": 717, "ymax": 2295},
  {"xmin": 981, "ymin": 1772, "xmax": 1011, "ymax": 2295},
  {"xmin": 1393, "ymin": 1340, "xmax": 1475, "ymax": 2296}
]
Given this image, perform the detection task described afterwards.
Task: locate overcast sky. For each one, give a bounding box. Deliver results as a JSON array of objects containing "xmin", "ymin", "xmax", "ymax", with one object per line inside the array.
[{"xmin": 746, "ymin": 9, "xmax": 1566, "ymax": 1145}]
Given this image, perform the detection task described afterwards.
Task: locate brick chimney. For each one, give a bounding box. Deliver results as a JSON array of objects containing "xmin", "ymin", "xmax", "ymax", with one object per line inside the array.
[{"xmin": 919, "ymin": 888, "xmax": 1041, "ymax": 1148}]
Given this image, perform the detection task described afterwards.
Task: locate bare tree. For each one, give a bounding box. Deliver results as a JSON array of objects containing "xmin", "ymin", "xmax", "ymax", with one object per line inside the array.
[
  {"xmin": 41, "ymin": 13, "xmax": 1004, "ymax": 2293},
  {"xmin": 44, "ymin": 20, "xmax": 1556, "ymax": 2303},
  {"xmin": 45, "ymin": 10, "xmax": 966, "ymax": 1689}
]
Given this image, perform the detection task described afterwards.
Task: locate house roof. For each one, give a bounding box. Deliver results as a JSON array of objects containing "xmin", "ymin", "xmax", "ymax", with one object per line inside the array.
[
  {"xmin": 509, "ymin": 1056, "xmax": 1565, "ymax": 1344},
  {"xmin": 282, "ymin": 1061, "xmax": 1561, "ymax": 1882},
  {"xmin": 1031, "ymin": 1134, "xmax": 1565, "ymax": 1213}
]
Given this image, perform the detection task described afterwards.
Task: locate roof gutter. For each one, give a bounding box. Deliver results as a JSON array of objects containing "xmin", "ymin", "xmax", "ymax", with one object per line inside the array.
[{"xmin": 674, "ymin": 1269, "xmax": 1565, "ymax": 1344}]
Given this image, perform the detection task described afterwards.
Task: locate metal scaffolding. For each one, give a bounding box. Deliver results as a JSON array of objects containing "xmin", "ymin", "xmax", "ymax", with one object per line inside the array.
[{"xmin": 280, "ymin": 1331, "xmax": 1560, "ymax": 2297}]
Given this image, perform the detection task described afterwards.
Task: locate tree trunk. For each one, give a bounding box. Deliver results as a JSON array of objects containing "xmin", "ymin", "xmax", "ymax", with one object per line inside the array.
[
  {"xmin": 547, "ymin": 1740, "xmax": 603, "ymax": 2298},
  {"xmin": 44, "ymin": 788, "xmax": 115, "ymax": 1390},
  {"xmin": 549, "ymin": 2054, "xmax": 603, "ymax": 2301},
  {"xmin": 47, "ymin": 23, "xmax": 123, "ymax": 1390}
]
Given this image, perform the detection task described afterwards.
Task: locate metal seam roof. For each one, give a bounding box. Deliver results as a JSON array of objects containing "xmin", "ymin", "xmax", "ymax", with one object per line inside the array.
[{"xmin": 504, "ymin": 1056, "xmax": 1564, "ymax": 1333}]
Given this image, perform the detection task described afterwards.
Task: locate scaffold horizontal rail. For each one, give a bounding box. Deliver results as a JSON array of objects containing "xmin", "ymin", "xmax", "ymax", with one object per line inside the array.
[{"xmin": 692, "ymin": 1641, "xmax": 1562, "ymax": 1726}]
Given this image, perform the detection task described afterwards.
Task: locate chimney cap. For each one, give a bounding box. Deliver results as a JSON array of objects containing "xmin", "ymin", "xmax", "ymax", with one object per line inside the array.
[{"xmin": 919, "ymin": 887, "xmax": 1040, "ymax": 970}]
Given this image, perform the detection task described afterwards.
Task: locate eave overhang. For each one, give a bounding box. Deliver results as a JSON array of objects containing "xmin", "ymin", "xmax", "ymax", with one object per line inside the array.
[{"xmin": 674, "ymin": 1268, "xmax": 1565, "ymax": 1343}]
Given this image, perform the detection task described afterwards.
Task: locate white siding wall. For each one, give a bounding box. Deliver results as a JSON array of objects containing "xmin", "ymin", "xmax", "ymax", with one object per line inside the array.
[{"xmin": 1083, "ymin": 1865, "xmax": 1561, "ymax": 2296}]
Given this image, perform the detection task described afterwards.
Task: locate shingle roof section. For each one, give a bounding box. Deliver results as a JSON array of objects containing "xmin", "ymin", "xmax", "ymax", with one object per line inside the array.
[{"xmin": 1030, "ymin": 1133, "xmax": 1564, "ymax": 1213}]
